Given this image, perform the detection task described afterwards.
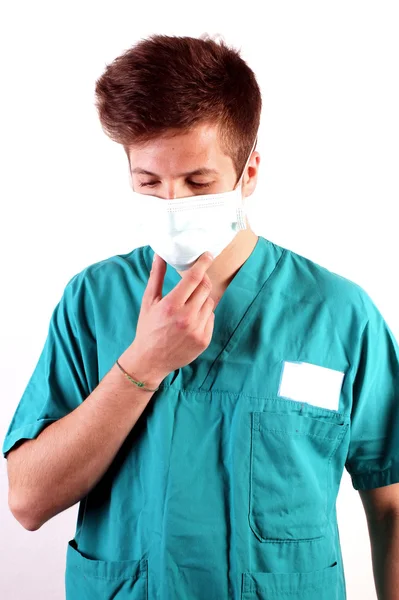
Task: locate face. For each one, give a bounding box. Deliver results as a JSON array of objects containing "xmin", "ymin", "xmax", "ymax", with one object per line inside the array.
[{"xmin": 126, "ymin": 122, "xmax": 260, "ymax": 200}]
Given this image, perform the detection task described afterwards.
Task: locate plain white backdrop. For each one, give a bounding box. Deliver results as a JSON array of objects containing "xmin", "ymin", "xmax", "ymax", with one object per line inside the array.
[{"xmin": 1, "ymin": 1, "xmax": 398, "ymax": 598}]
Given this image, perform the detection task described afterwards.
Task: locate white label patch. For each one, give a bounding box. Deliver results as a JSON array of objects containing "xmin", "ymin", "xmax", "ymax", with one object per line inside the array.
[{"xmin": 278, "ymin": 361, "xmax": 345, "ymax": 411}]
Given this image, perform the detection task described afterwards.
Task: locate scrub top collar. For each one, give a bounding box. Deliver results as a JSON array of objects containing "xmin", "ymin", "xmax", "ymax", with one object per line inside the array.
[{"xmin": 141, "ymin": 237, "xmax": 285, "ymax": 383}]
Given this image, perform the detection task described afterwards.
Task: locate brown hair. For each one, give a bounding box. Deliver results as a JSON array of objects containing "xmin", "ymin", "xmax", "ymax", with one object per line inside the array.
[{"xmin": 94, "ymin": 34, "xmax": 262, "ymax": 180}]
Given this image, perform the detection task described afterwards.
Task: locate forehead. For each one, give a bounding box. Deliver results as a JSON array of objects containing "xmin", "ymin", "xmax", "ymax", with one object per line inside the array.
[{"xmin": 127, "ymin": 122, "xmax": 234, "ymax": 175}]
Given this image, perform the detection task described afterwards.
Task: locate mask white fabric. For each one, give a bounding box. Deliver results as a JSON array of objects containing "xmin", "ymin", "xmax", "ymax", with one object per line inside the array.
[{"xmin": 129, "ymin": 138, "xmax": 257, "ymax": 271}]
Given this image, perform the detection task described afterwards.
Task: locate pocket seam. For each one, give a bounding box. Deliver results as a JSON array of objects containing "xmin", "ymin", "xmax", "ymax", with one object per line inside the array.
[
  {"xmin": 71, "ymin": 561, "xmax": 147, "ymax": 582},
  {"xmin": 242, "ymin": 562, "xmax": 338, "ymax": 596},
  {"xmin": 260, "ymin": 429, "xmax": 343, "ymax": 442}
]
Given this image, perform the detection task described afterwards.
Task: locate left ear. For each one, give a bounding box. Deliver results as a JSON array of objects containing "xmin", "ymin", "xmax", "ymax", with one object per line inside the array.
[{"xmin": 242, "ymin": 152, "xmax": 261, "ymax": 198}]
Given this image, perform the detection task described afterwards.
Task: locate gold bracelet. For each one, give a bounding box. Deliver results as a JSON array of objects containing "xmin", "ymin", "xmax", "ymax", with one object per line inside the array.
[{"xmin": 115, "ymin": 359, "xmax": 160, "ymax": 392}]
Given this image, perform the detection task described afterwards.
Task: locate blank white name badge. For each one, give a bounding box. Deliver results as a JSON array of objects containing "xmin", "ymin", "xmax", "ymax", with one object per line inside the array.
[{"xmin": 278, "ymin": 361, "xmax": 345, "ymax": 411}]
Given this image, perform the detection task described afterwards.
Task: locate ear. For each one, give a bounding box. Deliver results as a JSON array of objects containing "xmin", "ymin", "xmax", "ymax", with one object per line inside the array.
[{"xmin": 242, "ymin": 151, "xmax": 261, "ymax": 198}]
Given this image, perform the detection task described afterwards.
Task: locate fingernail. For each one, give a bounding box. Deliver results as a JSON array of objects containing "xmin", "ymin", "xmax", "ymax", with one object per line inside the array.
[{"xmin": 153, "ymin": 253, "xmax": 157, "ymax": 263}]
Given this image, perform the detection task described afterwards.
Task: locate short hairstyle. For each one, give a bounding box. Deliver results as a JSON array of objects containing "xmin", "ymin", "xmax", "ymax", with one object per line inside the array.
[{"xmin": 94, "ymin": 34, "xmax": 262, "ymax": 180}]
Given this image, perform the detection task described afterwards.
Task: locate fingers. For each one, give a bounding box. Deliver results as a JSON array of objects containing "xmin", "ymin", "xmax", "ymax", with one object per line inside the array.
[
  {"xmin": 198, "ymin": 295, "xmax": 215, "ymax": 326},
  {"xmin": 142, "ymin": 254, "xmax": 167, "ymax": 306},
  {"xmin": 202, "ymin": 309, "xmax": 215, "ymax": 340},
  {"xmin": 185, "ymin": 273, "xmax": 212, "ymax": 313},
  {"xmin": 168, "ymin": 252, "xmax": 214, "ymax": 306}
]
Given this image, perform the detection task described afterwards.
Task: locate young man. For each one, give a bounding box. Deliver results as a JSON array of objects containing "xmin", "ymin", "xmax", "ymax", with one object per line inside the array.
[{"xmin": 3, "ymin": 34, "xmax": 399, "ymax": 600}]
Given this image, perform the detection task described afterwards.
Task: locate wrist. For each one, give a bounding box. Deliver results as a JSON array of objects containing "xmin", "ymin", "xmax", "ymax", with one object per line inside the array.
[{"xmin": 118, "ymin": 345, "xmax": 166, "ymax": 390}]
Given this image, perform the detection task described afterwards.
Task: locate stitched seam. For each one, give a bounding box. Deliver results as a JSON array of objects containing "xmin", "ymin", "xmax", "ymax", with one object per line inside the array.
[
  {"xmin": 351, "ymin": 461, "xmax": 399, "ymax": 476},
  {"xmin": 72, "ymin": 564, "xmax": 143, "ymax": 581},
  {"xmin": 260, "ymin": 429, "xmax": 343, "ymax": 441},
  {"xmin": 246, "ymin": 582, "xmax": 328, "ymax": 595}
]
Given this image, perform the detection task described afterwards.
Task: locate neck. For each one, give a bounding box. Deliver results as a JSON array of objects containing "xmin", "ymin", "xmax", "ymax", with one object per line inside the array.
[{"xmin": 204, "ymin": 228, "xmax": 259, "ymax": 306}]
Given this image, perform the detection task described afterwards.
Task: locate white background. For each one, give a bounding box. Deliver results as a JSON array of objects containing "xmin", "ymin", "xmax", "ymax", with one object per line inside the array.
[{"xmin": 1, "ymin": 1, "xmax": 398, "ymax": 598}]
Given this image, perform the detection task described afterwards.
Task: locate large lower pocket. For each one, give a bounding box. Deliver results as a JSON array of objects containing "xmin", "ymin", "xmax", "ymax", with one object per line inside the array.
[
  {"xmin": 242, "ymin": 561, "xmax": 339, "ymax": 599},
  {"xmin": 65, "ymin": 539, "xmax": 148, "ymax": 600},
  {"xmin": 249, "ymin": 410, "xmax": 348, "ymax": 542}
]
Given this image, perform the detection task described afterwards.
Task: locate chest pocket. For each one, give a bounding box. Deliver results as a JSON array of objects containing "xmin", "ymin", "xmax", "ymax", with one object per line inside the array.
[{"xmin": 249, "ymin": 410, "xmax": 348, "ymax": 542}]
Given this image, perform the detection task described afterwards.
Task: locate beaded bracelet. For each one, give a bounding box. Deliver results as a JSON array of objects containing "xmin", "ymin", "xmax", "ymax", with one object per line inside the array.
[{"xmin": 115, "ymin": 359, "xmax": 160, "ymax": 392}]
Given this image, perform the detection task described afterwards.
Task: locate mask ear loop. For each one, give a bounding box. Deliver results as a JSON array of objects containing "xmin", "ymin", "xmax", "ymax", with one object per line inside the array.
[
  {"xmin": 234, "ymin": 135, "xmax": 258, "ymax": 191},
  {"xmin": 234, "ymin": 135, "xmax": 258, "ymax": 230}
]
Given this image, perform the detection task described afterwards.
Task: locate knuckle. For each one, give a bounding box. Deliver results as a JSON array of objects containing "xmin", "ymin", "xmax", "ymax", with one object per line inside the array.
[
  {"xmin": 199, "ymin": 335, "xmax": 210, "ymax": 349},
  {"xmin": 176, "ymin": 315, "xmax": 191, "ymax": 330},
  {"xmin": 163, "ymin": 301, "xmax": 177, "ymax": 318},
  {"xmin": 199, "ymin": 276, "xmax": 212, "ymax": 293},
  {"xmin": 193, "ymin": 330, "xmax": 208, "ymax": 347},
  {"xmin": 187, "ymin": 270, "xmax": 202, "ymax": 286},
  {"xmin": 206, "ymin": 296, "xmax": 215, "ymax": 308}
]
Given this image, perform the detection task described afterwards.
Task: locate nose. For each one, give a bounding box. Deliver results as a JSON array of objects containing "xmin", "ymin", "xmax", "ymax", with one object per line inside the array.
[
  {"xmin": 162, "ymin": 180, "xmax": 194, "ymax": 200},
  {"xmin": 164, "ymin": 182, "xmax": 178, "ymax": 200}
]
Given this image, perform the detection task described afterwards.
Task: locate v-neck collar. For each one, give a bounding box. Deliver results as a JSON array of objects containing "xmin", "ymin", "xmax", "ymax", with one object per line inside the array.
[{"xmin": 141, "ymin": 236, "xmax": 285, "ymax": 386}]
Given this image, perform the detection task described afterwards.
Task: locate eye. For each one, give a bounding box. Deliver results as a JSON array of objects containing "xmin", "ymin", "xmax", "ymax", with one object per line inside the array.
[
  {"xmin": 138, "ymin": 180, "xmax": 212, "ymax": 189},
  {"xmin": 139, "ymin": 182, "xmax": 158, "ymax": 188},
  {"xmin": 188, "ymin": 181, "xmax": 212, "ymax": 189}
]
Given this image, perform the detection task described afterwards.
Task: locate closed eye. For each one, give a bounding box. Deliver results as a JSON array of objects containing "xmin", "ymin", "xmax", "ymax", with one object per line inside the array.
[
  {"xmin": 139, "ymin": 181, "xmax": 212, "ymax": 189},
  {"xmin": 188, "ymin": 181, "xmax": 212, "ymax": 189}
]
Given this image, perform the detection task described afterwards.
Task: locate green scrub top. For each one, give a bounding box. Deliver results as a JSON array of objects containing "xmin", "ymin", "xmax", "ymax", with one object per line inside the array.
[{"xmin": 3, "ymin": 235, "xmax": 399, "ymax": 600}]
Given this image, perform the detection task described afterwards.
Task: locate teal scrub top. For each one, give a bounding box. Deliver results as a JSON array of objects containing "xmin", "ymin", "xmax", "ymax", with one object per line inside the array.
[{"xmin": 3, "ymin": 235, "xmax": 399, "ymax": 600}]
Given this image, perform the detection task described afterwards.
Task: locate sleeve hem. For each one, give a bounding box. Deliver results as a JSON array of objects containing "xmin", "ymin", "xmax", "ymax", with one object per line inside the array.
[
  {"xmin": 2, "ymin": 419, "xmax": 58, "ymax": 459},
  {"xmin": 351, "ymin": 463, "xmax": 399, "ymax": 490}
]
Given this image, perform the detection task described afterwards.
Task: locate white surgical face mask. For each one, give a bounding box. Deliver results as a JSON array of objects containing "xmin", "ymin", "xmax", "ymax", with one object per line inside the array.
[{"xmin": 128, "ymin": 137, "xmax": 257, "ymax": 271}]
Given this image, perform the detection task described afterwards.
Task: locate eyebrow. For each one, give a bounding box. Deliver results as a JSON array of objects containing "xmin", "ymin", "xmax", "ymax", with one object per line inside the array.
[{"xmin": 131, "ymin": 167, "xmax": 219, "ymax": 178}]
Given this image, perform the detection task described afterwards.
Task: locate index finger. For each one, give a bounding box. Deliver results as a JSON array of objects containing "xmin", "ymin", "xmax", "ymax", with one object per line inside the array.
[{"xmin": 167, "ymin": 252, "xmax": 214, "ymax": 306}]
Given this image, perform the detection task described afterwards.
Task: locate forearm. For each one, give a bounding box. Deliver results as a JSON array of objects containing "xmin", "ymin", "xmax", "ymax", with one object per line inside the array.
[
  {"xmin": 7, "ymin": 346, "xmax": 163, "ymax": 530},
  {"xmin": 368, "ymin": 513, "xmax": 399, "ymax": 600}
]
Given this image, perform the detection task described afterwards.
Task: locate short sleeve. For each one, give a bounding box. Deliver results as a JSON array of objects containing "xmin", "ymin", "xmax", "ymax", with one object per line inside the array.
[
  {"xmin": 345, "ymin": 291, "xmax": 399, "ymax": 490},
  {"xmin": 2, "ymin": 272, "xmax": 98, "ymax": 459}
]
